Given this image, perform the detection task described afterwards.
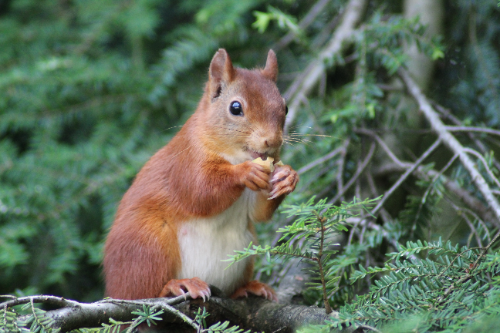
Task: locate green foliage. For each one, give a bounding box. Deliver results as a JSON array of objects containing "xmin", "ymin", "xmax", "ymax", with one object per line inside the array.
[
  {"xmin": 253, "ymin": 6, "xmax": 301, "ymax": 36},
  {"xmin": 7, "ymin": 300, "xmax": 61, "ymax": 333},
  {"xmin": 229, "ymin": 196, "xmax": 379, "ymax": 312},
  {"xmin": 195, "ymin": 308, "xmax": 250, "ymax": 333},
  {"xmin": 1, "ymin": 308, "xmax": 24, "ymax": 333},
  {"xmin": 327, "ymin": 239, "xmax": 500, "ymax": 332},
  {"xmin": 130, "ymin": 305, "xmax": 163, "ymax": 328}
]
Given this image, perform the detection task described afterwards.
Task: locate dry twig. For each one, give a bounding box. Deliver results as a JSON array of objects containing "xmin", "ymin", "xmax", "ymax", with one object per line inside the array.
[
  {"xmin": 399, "ymin": 68, "xmax": 500, "ymax": 224},
  {"xmin": 284, "ymin": 0, "xmax": 368, "ymax": 133}
]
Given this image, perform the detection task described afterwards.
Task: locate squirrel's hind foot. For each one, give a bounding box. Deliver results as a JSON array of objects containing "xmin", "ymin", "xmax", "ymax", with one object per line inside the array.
[
  {"xmin": 230, "ymin": 280, "xmax": 278, "ymax": 302},
  {"xmin": 159, "ymin": 277, "xmax": 211, "ymax": 301}
]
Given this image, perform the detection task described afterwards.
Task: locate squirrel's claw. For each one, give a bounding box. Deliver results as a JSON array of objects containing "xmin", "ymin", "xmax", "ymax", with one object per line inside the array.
[
  {"xmin": 268, "ymin": 165, "xmax": 298, "ymax": 200},
  {"xmin": 231, "ymin": 280, "xmax": 277, "ymax": 302},
  {"xmin": 159, "ymin": 277, "xmax": 211, "ymax": 301}
]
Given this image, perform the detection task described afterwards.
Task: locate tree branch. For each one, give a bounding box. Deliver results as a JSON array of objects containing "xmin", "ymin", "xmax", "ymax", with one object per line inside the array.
[
  {"xmin": 297, "ymin": 140, "xmax": 348, "ymax": 175},
  {"xmin": 399, "ymin": 68, "xmax": 500, "ymax": 224},
  {"xmin": 3, "ymin": 293, "xmax": 356, "ymax": 333},
  {"xmin": 373, "ymin": 161, "xmax": 497, "ymax": 227},
  {"xmin": 284, "ymin": 0, "xmax": 368, "ymax": 133},
  {"xmin": 371, "ymin": 138, "xmax": 442, "ymax": 215},
  {"xmin": 326, "ymin": 141, "xmax": 376, "ymax": 205},
  {"xmin": 0, "ymin": 295, "xmax": 81, "ymax": 310},
  {"xmin": 445, "ymin": 126, "xmax": 500, "ymax": 138}
]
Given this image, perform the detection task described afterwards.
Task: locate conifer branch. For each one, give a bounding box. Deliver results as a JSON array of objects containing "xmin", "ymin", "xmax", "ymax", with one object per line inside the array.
[{"xmin": 315, "ymin": 212, "xmax": 333, "ymax": 314}]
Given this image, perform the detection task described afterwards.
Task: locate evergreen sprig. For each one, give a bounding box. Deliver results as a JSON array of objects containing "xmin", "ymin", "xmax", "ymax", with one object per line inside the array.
[
  {"xmin": 327, "ymin": 240, "xmax": 500, "ymax": 332},
  {"xmin": 229, "ymin": 196, "xmax": 380, "ymax": 314}
]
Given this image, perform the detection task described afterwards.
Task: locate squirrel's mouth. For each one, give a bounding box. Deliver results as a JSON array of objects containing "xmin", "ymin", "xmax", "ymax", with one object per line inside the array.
[{"xmin": 249, "ymin": 151, "xmax": 268, "ymax": 160}]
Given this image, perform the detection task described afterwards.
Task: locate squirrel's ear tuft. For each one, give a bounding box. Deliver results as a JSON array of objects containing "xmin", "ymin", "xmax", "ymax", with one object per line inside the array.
[
  {"xmin": 261, "ymin": 50, "xmax": 278, "ymax": 82},
  {"xmin": 208, "ymin": 49, "xmax": 235, "ymax": 99}
]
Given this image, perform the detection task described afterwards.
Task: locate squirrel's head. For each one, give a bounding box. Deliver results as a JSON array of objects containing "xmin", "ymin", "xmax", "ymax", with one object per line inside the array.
[{"xmin": 201, "ymin": 49, "xmax": 287, "ymax": 164}]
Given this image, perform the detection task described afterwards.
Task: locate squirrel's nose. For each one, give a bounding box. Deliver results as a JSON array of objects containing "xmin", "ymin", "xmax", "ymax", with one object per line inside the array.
[{"xmin": 264, "ymin": 137, "xmax": 282, "ymax": 149}]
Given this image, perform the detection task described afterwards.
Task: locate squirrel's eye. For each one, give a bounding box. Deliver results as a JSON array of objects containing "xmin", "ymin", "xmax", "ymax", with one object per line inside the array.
[
  {"xmin": 285, "ymin": 106, "xmax": 288, "ymax": 115},
  {"xmin": 229, "ymin": 101, "xmax": 243, "ymax": 116}
]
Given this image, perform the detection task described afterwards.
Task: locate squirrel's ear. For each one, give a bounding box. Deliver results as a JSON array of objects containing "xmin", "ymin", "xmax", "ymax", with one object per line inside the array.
[
  {"xmin": 261, "ymin": 50, "xmax": 278, "ymax": 82},
  {"xmin": 208, "ymin": 49, "xmax": 235, "ymax": 99}
]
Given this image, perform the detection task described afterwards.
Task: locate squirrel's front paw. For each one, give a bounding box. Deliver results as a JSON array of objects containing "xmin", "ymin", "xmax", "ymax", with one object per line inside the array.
[
  {"xmin": 269, "ymin": 165, "xmax": 299, "ymax": 200},
  {"xmin": 238, "ymin": 161, "xmax": 271, "ymax": 191}
]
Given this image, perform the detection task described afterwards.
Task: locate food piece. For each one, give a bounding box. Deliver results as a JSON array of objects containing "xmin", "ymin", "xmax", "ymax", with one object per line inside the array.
[
  {"xmin": 252, "ymin": 157, "xmax": 274, "ymax": 172},
  {"xmin": 252, "ymin": 157, "xmax": 284, "ymax": 173}
]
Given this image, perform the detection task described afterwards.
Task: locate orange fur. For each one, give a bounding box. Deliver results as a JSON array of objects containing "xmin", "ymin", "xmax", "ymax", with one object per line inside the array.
[{"xmin": 103, "ymin": 49, "xmax": 298, "ymax": 300}]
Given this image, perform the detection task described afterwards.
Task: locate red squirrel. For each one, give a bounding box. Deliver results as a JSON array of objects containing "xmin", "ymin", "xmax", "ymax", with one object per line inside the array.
[{"xmin": 103, "ymin": 49, "xmax": 298, "ymax": 302}]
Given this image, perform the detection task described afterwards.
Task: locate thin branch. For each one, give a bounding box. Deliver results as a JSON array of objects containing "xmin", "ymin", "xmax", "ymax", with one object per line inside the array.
[
  {"xmin": 374, "ymin": 161, "xmax": 498, "ymax": 227},
  {"xmin": 463, "ymin": 147, "xmax": 500, "ymax": 190},
  {"xmin": 448, "ymin": 200, "xmax": 483, "ymax": 248},
  {"xmin": 445, "ymin": 126, "xmax": 500, "ymax": 138},
  {"xmin": 284, "ymin": 0, "xmax": 368, "ymax": 133},
  {"xmin": 297, "ymin": 141, "xmax": 348, "ymax": 174},
  {"xmin": 410, "ymin": 153, "xmax": 459, "ymax": 237},
  {"xmin": 326, "ymin": 141, "xmax": 376, "ymax": 205},
  {"xmin": 337, "ymin": 139, "xmax": 350, "ymax": 202},
  {"xmin": 370, "ymin": 138, "xmax": 441, "ymax": 215},
  {"xmin": 399, "ymin": 68, "xmax": 500, "ymax": 224},
  {"xmin": 0, "ymin": 295, "xmax": 81, "ymax": 310},
  {"xmin": 434, "ymin": 103, "xmax": 500, "ymax": 172},
  {"xmin": 354, "ymin": 128, "xmax": 405, "ymax": 168},
  {"xmin": 365, "ymin": 172, "xmax": 392, "ymax": 223}
]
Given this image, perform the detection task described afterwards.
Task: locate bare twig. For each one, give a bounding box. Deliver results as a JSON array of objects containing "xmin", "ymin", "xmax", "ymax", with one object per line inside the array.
[
  {"xmin": 326, "ymin": 141, "xmax": 376, "ymax": 205},
  {"xmin": 337, "ymin": 139, "xmax": 350, "ymax": 202},
  {"xmin": 448, "ymin": 201, "xmax": 483, "ymax": 248},
  {"xmin": 445, "ymin": 126, "xmax": 500, "ymax": 138},
  {"xmin": 399, "ymin": 68, "xmax": 500, "ymax": 224},
  {"xmin": 371, "ymin": 138, "xmax": 441, "ymax": 215},
  {"xmin": 297, "ymin": 140, "xmax": 348, "ymax": 174},
  {"xmin": 435, "ymin": 103, "xmax": 500, "ymax": 172},
  {"xmin": 365, "ymin": 172, "xmax": 392, "ymax": 223},
  {"xmin": 0, "ymin": 295, "xmax": 80, "ymax": 310},
  {"xmin": 354, "ymin": 128, "xmax": 405, "ymax": 167},
  {"xmin": 409, "ymin": 153, "xmax": 459, "ymax": 238},
  {"xmin": 284, "ymin": 0, "xmax": 368, "ymax": 133},
  {"xmin": 463, "ymin": 147, "xmax": 500, "ymax": 190},
  {"xmin": 374, "ymin": 161, "xmax": 498, "ymax": 227}
]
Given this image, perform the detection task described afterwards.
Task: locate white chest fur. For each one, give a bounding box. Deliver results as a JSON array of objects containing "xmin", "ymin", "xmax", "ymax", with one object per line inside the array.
[{"xmin": 177, "ymin": 188, "xmax": 256, "ymax": 295}]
